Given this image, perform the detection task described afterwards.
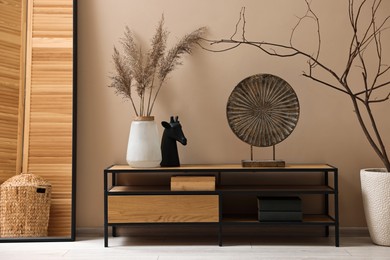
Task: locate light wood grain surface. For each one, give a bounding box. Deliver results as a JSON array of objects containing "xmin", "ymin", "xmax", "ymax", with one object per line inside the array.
[
  {"xmin": 0, "ymin": 0, "xmax": 25, "ymax": 182},
  {"xmin": 171, "ymin": 176, "xmax": 216, "ymax": 191},
  {"xmin": 108, "ymin": 195, "xmax": 219, "ymax": 223},
  {"xmin": 107, "ymin": 164, "xmax": 336, "ymax": 171},
  {"xmin": 23, "ymin": 0, "xmax": 74, "ymax": 237}
]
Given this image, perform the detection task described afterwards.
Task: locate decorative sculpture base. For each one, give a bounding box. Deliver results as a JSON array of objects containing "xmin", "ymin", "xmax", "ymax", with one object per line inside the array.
[{"xmin": 241, "ymin": 160, "xmax": 285, "ymax": 167}]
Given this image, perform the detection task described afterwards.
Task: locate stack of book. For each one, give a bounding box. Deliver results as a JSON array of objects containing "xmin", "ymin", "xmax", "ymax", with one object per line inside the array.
[{"xmin": 257, "ymin": 196, "xmax": 302, "ymax": 222}]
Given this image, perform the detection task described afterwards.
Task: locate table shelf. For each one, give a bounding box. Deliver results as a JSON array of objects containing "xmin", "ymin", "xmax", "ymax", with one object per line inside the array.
[
  {"xmin": 109, "ymin": 185, "xmax": 334, "ymax": 193},
  {"xmin": 222, "ymin": 214, "xmax": 336, "ymax": 225}
]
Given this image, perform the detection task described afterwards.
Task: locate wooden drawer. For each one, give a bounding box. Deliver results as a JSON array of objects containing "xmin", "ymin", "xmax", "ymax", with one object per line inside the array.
[{"xmin": 108, "ymin": 195, "xmax": 219, "ymax": 223}]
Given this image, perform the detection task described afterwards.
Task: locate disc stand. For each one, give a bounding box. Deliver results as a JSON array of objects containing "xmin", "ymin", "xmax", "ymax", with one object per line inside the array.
[{"xmin": 241, "ymin": 145, "xmax": 285, "ymax": 167}]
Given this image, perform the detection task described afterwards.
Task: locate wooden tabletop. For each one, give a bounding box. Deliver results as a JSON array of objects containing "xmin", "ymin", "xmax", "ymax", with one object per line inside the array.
[{"xmin": 106, "ymin": 164, "xmax": 336, "ymax": 172}]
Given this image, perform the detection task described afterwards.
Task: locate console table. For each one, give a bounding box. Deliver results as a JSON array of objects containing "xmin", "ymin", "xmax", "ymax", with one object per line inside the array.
[{"xmin": 104, "ymin": 164, "xmax": 339, "ymax": 247}]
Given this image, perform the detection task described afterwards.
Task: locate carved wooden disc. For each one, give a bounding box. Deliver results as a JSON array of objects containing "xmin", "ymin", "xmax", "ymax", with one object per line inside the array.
[{"xmin": 226, "ymin": 74, "xmax": 299, "ymax": 147}]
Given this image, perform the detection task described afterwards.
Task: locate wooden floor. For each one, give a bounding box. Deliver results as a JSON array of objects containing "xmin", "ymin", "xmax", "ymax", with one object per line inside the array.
[{"xmin": 1, "ymin": 235, "xmax": 390, "ymax": 259}]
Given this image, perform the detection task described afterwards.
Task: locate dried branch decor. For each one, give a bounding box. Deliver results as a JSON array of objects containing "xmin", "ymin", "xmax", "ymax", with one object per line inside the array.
[
  {"xmin": 109, "ymin": 16, "xmax": 205, "ymax": 117},
  {"xmin": 202, "ymin": 0, "xmax": 390, "ymax": 171}
]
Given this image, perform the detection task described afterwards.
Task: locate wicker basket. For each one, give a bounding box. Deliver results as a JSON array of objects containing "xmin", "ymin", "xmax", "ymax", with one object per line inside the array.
[{"xmin": 0, "ymin": 173, "xmax": 51, "ymax": 237}]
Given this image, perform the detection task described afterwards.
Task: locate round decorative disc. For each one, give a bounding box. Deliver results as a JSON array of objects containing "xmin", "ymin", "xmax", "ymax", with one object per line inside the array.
[{"xmin": 226, "ymin": 74, "xmax": 300, "ymax": 147}]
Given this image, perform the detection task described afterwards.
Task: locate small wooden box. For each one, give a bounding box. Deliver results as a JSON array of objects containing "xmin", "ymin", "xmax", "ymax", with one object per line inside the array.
[{"xmin": 171, "ymin": 176, "xmax": 216, "ymax": 191}]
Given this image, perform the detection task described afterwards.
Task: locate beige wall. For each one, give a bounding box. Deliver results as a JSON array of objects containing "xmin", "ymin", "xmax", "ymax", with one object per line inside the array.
[{"xmin": 77, "ymin": 0, "xmax": 390, "ymax": 228}]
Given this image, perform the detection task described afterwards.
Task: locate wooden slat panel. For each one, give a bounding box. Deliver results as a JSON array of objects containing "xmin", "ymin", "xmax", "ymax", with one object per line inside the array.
[
  {"xmin": 108, "ymin": 195, "xmax": 219, "ymax": 223},
  {"xmin": 24, "ymin": 0, "xmax": 73, "ymax": 237},
  {"xmin": 47, "ymin": 199, "xmax": 72, "ymax": 236},
  {"xmin": 0, "ymin": 0, "xmax": 24, "ymax": 182}
]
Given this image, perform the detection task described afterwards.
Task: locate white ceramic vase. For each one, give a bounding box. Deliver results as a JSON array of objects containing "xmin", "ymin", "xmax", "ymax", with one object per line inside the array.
[
  {"xmin": 360, "ymin": 168, "xmax": 390, "ymax": 246},
  {"xmin": 126, "ymin": 116, "xmax": 161, "ymax": 167}
]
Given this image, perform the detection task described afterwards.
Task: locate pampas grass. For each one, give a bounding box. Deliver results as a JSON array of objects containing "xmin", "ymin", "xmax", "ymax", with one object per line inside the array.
[{"xmin": 109, "ymin": 15, "xmax": 205, "ymax": 116}]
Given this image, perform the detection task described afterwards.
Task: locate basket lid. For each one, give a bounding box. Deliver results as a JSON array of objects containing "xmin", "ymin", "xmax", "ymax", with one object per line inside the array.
[{"xmin": 1, "ymin": 173, "xmax": 51, "ymax": 187}]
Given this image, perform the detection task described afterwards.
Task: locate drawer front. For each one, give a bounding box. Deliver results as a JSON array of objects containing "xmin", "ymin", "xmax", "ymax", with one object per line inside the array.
[{"xmin": 108, "ymin": 195, "xmax": 219, "ymax": 223}]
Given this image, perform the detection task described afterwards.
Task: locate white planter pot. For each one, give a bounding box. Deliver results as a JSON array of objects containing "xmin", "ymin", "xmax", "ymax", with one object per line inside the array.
[
  {"xmin": 360, "ymin": 168, "xmax": 390, "ymax": 246},
  {"xmin": 126, "ymin": 116, "xmax": 161, "ymax": 167}
]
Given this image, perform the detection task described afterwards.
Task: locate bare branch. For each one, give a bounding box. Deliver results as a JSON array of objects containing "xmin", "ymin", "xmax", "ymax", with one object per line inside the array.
[
  {"xmin": 302, "ymin": 73, "xmax": 351, "ymax": 96},
  {"xmin": 204, "ymin": 1, "xmax": 390, "ymax": 170},
  {"xmin": 198, "ymin": 40, "xmax": 242, "ymax": 52},
  {"xmin": 357, "ymin": 50, "xmax": 370, "ymax": 99},
  {"xmin": 230, "ymin": 7, "xmax": 245, "ymax": 40},
  {"xmin": 242, "ymin": 7, "xmax": 247, "ymax": 42},
  {"xmin": 368, "ymin": 92, "xmax": 390, "ymax": 103},
  {"xmin": 348, "ymin": 0, "xmax": 354, "ymax": 27},
  {"xmin": 379, "ymin": 65, "xmax": 390, "ymax": 76},
  {"xmin": 354, "ymin": 80, "xmax": 390, "ymax": 96},
  {"xmin": 360, "ymin": 14, "xmax": 390, "ymax": 49},
  {"xmin": 353, "ymin": 0, "xmax": 368, "ymax": 32},
  {"xmin": 343, "ymin": 0, "xmax": 370, "ymax": 84},
  {"xmin": 289, "ymin": 0, "xmax": 321, "ymax": 62},
  {"xmin": 369, "ymin": 16, "xmax": 383, "ymax": 98},
  {"xmin": 364, "ymin": 97, "xmax": 390, "ymax": 166}
]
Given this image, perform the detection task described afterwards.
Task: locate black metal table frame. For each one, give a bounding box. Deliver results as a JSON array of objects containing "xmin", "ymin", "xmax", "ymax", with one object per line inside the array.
[{"xmin": 103, "ymin": 164, "xmax": 339, "ymax": 247}]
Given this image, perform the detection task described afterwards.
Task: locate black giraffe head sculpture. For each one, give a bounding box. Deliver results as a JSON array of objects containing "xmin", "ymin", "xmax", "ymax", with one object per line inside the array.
[{"xmin": 160, "ymin": 116, "xmax": 187, "ymax": 167}]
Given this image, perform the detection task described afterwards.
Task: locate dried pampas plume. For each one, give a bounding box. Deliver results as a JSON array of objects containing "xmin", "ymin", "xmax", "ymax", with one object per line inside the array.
[{"xmin": 109, "ymin": 15, "xmax": 206, "ymax": 116}]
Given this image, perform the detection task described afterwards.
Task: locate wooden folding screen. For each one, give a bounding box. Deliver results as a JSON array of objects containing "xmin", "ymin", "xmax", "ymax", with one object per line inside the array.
[
  {"xmin": 23, "ymin": 0, "xmax": 75, "ymax": 238},
  {"xmin": 0, "ymin": 0, "xmax": 75, "ymax": 240},
  {"xmin": 0, "ymin": 0, "xmax": 25, "ymax": 184}
]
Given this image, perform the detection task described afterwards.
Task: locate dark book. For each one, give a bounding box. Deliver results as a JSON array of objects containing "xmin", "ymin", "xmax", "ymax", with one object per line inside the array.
[
  {"xmin": 258, "ymin": 211, "xmax": 303, "ymax": 222},
  {"xmin": 257, "ymin": 196, "xmax": 302, "ymax": 212}
]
